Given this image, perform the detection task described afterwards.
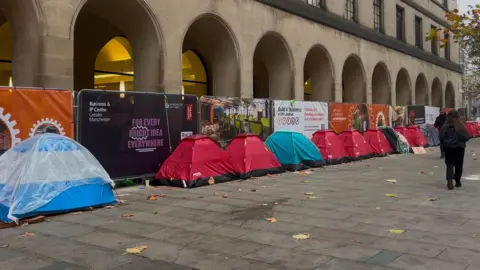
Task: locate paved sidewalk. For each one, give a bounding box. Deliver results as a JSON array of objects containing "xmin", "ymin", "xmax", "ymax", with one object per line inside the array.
[{"xmin": 2, "ymin": 140, "xmax": 480, "ymax": 270}]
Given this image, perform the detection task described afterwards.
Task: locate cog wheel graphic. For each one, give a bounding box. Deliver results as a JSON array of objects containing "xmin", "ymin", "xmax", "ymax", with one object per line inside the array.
[
  {"xmin": 29, "ymin": 118, "xmax": 65, "ymax": 137},
  {"xmin": 0, "ymin": 107, "xmax": 21, "ymax": 146}
]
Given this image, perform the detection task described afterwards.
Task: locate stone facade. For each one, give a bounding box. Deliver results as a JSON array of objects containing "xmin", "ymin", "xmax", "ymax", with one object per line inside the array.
[{"xmin": 0, "ymin": 0, "xmax": 462, "ymax": 107}]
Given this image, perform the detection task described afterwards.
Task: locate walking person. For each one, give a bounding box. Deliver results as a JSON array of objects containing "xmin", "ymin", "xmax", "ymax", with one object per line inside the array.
[
  {"xmin": 434, "ymin": 110, "xmax": 447, "ymax": 158},
  {"xmin": 439, "ymin": 110, "xmax": 470, "ymax": 190}
]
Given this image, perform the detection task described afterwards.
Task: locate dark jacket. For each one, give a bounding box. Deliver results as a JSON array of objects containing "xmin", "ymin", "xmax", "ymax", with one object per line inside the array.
[
  {"xmin": 434, "ymin": 114, "xmax": 446, "ymax": 128},
  {"xmin": 439, "ymin": 124, "xmax": 470, "ymax": 149}
]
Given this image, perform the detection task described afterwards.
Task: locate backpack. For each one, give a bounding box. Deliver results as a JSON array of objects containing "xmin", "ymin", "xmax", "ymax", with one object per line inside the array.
[{"xmin": 443, "ymin": 127, "xmax": 460, "ymax": 149}]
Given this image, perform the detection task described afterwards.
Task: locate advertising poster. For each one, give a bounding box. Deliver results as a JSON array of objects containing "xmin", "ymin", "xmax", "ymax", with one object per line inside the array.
[
  {"xmin": 165, "ymin": 94, "xmax": 199, "ymax": 149},
  {"xmin": 390, "ymin": 106, "xmax": 406, "ymax": 128},
  {"xmin": 0, "ymin": 88, "xmax": 74, "ymax": 156},
  {"xmin": 425, "ymin": 106, "xmax": 440, "ymax": 125},
  {"xmin": 273, "ymin": 100, "xmax": 328, "ymax": 138},
  {"xmin": 330, "ymin": 103, "xmax": 369, "ymax": 133},
  {"xmin": 368, "ymin": 104, "xmax": 389, "ymax": 128},
  {"xmin": 407, "ymin": 105, "xmax": 426, "ymax": 125},
  {"xmin": 200, "ymin": 96, "xmax": 271, "ymax": 147},
  {"xmin": 78, "ymin": 90, "xmax": 170, "ymax": 179}
]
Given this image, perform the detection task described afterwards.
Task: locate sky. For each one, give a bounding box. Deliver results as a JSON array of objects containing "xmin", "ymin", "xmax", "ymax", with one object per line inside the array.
[{"xmin": 457, "ymin": 0, "xmax": 478, "ymax": 13}]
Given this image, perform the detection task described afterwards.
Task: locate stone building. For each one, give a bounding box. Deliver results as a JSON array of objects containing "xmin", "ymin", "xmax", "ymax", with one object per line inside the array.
[{"xmin": 0, "ymin": 0, "xmax": 461, "ymax": 107}]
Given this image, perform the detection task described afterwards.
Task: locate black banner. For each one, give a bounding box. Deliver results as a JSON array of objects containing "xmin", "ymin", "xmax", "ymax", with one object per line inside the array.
[
  {"xmin": 79, "ymin": 90, "xmax": 171, "ymax": 179},
  {"xmin": 407, "ymin": 105, "xmax": 426, "ymax": 125},
  {"xmin": 165, "ymin": 94, "xmax": 199, "ymax": 149}
]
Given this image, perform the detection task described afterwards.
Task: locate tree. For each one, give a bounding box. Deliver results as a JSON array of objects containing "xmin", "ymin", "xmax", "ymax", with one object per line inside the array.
[{"xmin": 426, "ymin": 4, "xmax": 480, "ymax": 48}]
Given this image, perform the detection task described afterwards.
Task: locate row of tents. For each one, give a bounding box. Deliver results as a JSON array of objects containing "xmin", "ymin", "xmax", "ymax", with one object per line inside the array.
[
  {"xmin": 153, "ymin": 123, "xmax": 452, "ymax": 188},
  {"xmin": 1, "ymin": 121, "xmax": 479, "ymax": 224}
]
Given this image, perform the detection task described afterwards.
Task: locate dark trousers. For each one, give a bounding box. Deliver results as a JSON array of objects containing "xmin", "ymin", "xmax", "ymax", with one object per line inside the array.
[
  {"xmin": 444, "ymin": 147, "xmax": 465, "ymax": 181},
  {"xmin": 440, "ymin": 144, "xmax": 444, "ymax": 156}
]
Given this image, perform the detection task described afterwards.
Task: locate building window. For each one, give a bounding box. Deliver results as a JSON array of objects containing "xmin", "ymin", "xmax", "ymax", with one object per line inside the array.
[
  {"xmin": 396, "ymin": 5, "xmax": 405, "ymax": 41},
  {"xmin": 415, "ymin": 16, "xmax": 423, "ymax": 49},
  {"xmin": 345, "ymin": 0, "xmax": 357, "ymax": 22},
  {"xmin": 445, "ymin": 34, "xmax": 451, "ymax": 60},
  {"xmin": 308, "ymin": 0, "xmax": 326, "ymax": 9},
  {"xmin": 431, "ymin": 25, "xmax": 438, "ymax": 55},
  {"xmin": 373, "ymin": 0, "xmax": 383, "ymax": 33}
]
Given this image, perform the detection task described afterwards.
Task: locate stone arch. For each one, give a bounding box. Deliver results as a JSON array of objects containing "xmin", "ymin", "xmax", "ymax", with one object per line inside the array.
[
  {"xmin": 431, "ymin": 77, "xmax": 443, "ymax": 107},
  {"xmin": 371, "ymin": 62, "xmax": 391, "ymax": 104},
  {"xmin": 303, "ymin": 45, "xmax": 334, "ymax": 101},
  {"xmin": 253, "ymin": 32, "xmax": 294, "ymax": 99},
  {"xmin": 395, "ymin": 68, "xmax": 412, "ymax": 105},
  {"xmin": 0, "ymin": 0, "xmax": 42, "ymax": 86},
  {"xmin": 445, "ymin": 81, "xmax": 455, "ymax": 108},
  {"xmin": 342, "ymin": 54, "xmax": 366, "ymax": 103},
  {"xmin": 73, "ymin": 0, "xmax": 164, "ymax": 91},
  {"xmin": 415, "ymin": 73, "xmax": 429, "ymax": 105},
  {"xmin": 182, "ymin": 13, "xmax": 240, "ymax": 97}
]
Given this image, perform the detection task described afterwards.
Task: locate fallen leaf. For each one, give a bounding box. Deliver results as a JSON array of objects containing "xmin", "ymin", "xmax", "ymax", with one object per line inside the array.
[
  {"xmin": 266, "ymin": 217, "xmax": 277, "ymax": 223},
  {"xmin": 385, "ymin": 179, "xmax": 397, "ymax": 184},
  {"xmin": 72, "ymin": 212, "xmax": 82, "ymax": 215},
  {"xmin": 427, "ymin": 198, "xmax": 437, "ymax": 201},
  {"xmin": 214, "ymin": 192, "xmax": 219, "ymax": 195},
  {"xmin": 208, "ymin": 177, "xmax": 215, "ymax": 185},
  {"xmin": 304, "ymin": 192, "xmax": 315, "ymax": 195},
  {"xmin": 105, "ymin": 205, "xmax": 116, "ymax": 209},
  {"xmin": 20, "ymin": 232, "xmax": 36, "ymax": 237},
  {"xmin": 262, "ymin": 203, "xmax": 268, "ymax": 206},
  {"xmin": 153, "ymin": 211, "xmax": 158, "ymax": 215},
  {"xmin": 301, "ymin": 180, "xmax": 309, "ymax": 183},
  {"xmin": 21, "ymin": 223, "xmax": 29, "ymax": 227},
  {"xmin": 376, "ymin": 207, "xmax": 381, "ymax": 210},
  {"xmin": 251, "ymin": 189, "xmax": 257, "ymax": 192},
  {"xmin": 389, "ymin": 229, "xmax": 405, "ymax": 234},
  {"xmin": 307, "ymin": 196, "xmax": 318, "ymax": 199},
  {"xmin": 420, "ymin": 171, "xmax": 425, "ymax": 174},
  {"xmin": 146, "ymin": 194, "xmax": 166, "ymax": 201},
  {"xmin": 261, "ymin": 186, "xmax": 268, "ymax": 188},
  {"xmin": 385, "ymin": 194, "xmax": 398, "ymax": 198},
  {"xmin": 0, "ymin": 244, "xmax": 8, "ymax": 248},
  {"xmin": 298, "ymin": 172, "xmax": 308, "ymax": 176},
  {"xmin": 124, "ymin": 245, "xmax": 147, "ymax": 255},
  {"xmin": 222, "ymin": 194, "xmax": 228, "ymax": 198},
  {"xmin": 266, "ymin": 174, "xmax": 273, "ymax": 177},
  {"xmin": 434, "ymin": 166, "xmax": 439, "ymax": 168},
  {"xmin": 121, "ymin": 214, "xmax": 134, "ymax": 218},
  {"xmin": 273, "ymin": 202, "xmax": 279, "ymax": 205},
  {"xmin": 292, "ymin": 233, "xmax": 310, "ymax": 240}
]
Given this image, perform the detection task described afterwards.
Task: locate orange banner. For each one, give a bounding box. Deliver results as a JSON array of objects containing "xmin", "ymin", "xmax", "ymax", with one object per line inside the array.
[
  {"xmin": 368, "ymin": 104, "xmax": 390, "ymax": 128},
  {"xmin": 330, "ymin": 103, "xmax": 368, "ymax": 133},
  {"xmin": 0, "ymin": 88, "xmax": 73, "ymax": 154}
]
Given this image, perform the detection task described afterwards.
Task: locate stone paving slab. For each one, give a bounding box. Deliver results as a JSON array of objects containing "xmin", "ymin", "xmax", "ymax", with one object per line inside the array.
[{"xmin": 2, "ymin": 140, "xmax": 480, "ymax": 269}]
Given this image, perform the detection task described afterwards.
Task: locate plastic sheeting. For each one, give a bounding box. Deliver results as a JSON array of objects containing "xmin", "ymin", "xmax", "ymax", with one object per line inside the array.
[
  {"xmin": 0, "ymin": 134, "xmax": 114, "ymax": 223},
  {"xmin": 420, "ymin": 124, "xmax": 440, "ymax": 146}
]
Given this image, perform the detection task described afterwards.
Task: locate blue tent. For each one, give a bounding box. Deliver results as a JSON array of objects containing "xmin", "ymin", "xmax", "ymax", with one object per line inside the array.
[
  {"xmin": 0, "ymin": 134, "xmax": 116, "ymax": 223},
  {"xmin": 265, "ymin": 130, "xmax": 325, "ymax": 171}
]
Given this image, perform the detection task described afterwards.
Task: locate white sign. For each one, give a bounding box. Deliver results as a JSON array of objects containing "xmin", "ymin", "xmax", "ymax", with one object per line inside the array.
[
  {"xmin": 425, "ymin": 106, "xmax": 440, "ymax": 125},
  {"xmin": 273, "ymin": 101, "xmax": 328, "ymax": 138}
]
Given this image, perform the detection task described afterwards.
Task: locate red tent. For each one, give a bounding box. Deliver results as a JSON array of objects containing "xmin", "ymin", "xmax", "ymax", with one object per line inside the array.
[
  {"xmin": 311, "ymin": 130, "xmax": 350, "ymax": 164},
  {"xmin": 226, "ymin": 133, "xmax": 284, "ymax": 178},
  {"xmin": 340, "ymin": 129, "xmax": 374, "ymax": 160},
  {"xmin": 364, "ymin": 129, "xmax": 393, "ymax": 156},
  {"xmin": 394, "ymin": 126, "xmax": 415, "ymax": 146},
  {"xmin": 155, "ymin": 135, "xmax": 238, "ymax": 188},
  {"xmin": 406, "ymin": 126, "xmax": 428, "ymax": 147},
  {"xmin": 465, "ymin": 121, "xmax": 480, "ymax": 137}
]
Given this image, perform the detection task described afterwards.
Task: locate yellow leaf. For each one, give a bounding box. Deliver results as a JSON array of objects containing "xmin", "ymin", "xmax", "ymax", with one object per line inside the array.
[
  {"xmin": 389, "ymin": 229, "xmax": 405, "ymax": 234},
  {"xmin": 266, "ymin": 217, "xmax": 277, "ymax": 223},
  {"xmin": 307, "ymin": 196, "xmax": 318, "ymax": 199},
  {"xmin": 22, "ymin": 232, "xmax": 36, "ymax": 237},
  {"xmin": 385, "ymin": 179, "xmax": 397, "ymax": 184},
  {"xmin": 208, "ymin": 177, "xmax": 215, "ymax": 185},
  {"xmin": 305, "ymin": 192, "xmax": 315, "ymax": 195},
  {"xmin": 292, "ymin": 233, "xmax": 310, "ymax": 240},
  {"xmin": 385, "ymin": 194, "xmax": 398, "ymax": 198},
  {"xmin": 124, "ymin": 245, "xmax": 148, "ymax": 255}
]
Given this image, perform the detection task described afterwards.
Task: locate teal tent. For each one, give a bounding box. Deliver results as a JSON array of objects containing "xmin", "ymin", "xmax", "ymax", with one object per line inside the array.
[{"xmin": 265, "ymin": 130, "xmax": 325, "ymax": 171}]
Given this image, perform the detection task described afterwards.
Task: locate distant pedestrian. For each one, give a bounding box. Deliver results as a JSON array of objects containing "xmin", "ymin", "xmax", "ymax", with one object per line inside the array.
[
  {"xmin": 439, "ymin": 110, "xmax": 470, "ymax": 190},
  {"xmin": 434, "ymin": 110, "xmax": 447, "ymax": 158}
]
